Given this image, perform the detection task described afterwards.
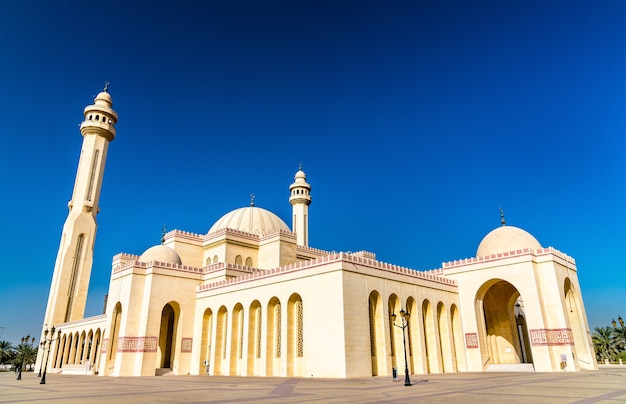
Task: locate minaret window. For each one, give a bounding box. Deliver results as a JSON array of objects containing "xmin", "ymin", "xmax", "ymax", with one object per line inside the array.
[
  {"xmin": 95, "ymin": 115, "xmax": 99, "ymax": 121},
  {"xmin": 86, "ymin": 150, "xmax": 100, "ymax": 202},
  {"xmin": 65, "ymin": 234, "xmax": 85, "ymax": 322}
]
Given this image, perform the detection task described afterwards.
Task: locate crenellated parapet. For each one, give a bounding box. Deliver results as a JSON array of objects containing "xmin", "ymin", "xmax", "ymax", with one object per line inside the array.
[
  {"xmin": 165, "ymin": 229, "xmax": 204, "ymax": 242},
  {"xmin": 198, "ymin": 251, "xmax": 456, "ymax": 292},
  {"xmin": 442, "ymin": 246, "xmax": 576, "ymax": 269},
  {"xmin": 296, "ymin": 245, "xmax": 331, "ymax": 256},
  {"xmin": 259, "ymin": 229, "xmax": 296, "ymax": 241}
]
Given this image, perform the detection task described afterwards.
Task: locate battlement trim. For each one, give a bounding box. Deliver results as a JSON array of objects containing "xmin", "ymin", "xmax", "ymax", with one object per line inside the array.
[
  {"xmin": 198, "ymin": 252, "xmax": 455, "ymax": 292},
  {"xmin": 165, "ymin": 229, "xmax": 204, "ymax": 242},
  {"xmin": 113, "ymin": 259, "xmax": 261, "ymax": 277},
  {"xmin": 114, "ymin": 260, "xmax": 205, "ymax": 275},
  {"xmin": 204, "ymin": 228, "xmax": 260, "ymax": 242},
  {"xmin": 341, "ymin": 253, "xmax": 455, "ymax": 286},
  {"xmin": 296, "ymin": 245, "xmax": 332, "ymax": 255},
  {"xmin": 442, "ymin": 246, "xmax": 576, "ymax": 269},
  {"xmin": 112, "ymin": 252, "xmax": 140, "ymax": 262},
  {"xmin": 259, "ymin": 229, "xmax": 296, "ymax": 241}
]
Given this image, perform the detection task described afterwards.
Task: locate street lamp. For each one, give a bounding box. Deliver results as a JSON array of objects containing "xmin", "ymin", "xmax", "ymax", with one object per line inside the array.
[
  {"xmin": 16, "ymin": 335, "xmax": 33, "ymax": 381},
  {"xmin": 390, "ymin": 308, "xmax": 412, "ymax": 386},
  {"xmin": 619, "ymin": 315, "xmax": 624, "ymax": 328},
  {"xmin": 40, "ymin": 326, "xmax": 59, "ymax": 385}
]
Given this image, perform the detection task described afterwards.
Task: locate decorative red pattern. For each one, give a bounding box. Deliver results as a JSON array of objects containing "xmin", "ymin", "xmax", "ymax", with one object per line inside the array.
[
  {"xmin": 529, "ymin": 328, "xmax": 574, "ymax": 346},
  {"xmin": 101, "ymin": 338, "xmax": 108, "ymax": 353},
  {"xmin": 181, "ymin": 338, "xmax": 193, "ymax": 353},
  {"xmin": 465, "ymin": 333, "xmax": 479, "ymax": 348},
  {"xmin": 117, "ymin": 336, "xmax": 158, "ymax": 352}
]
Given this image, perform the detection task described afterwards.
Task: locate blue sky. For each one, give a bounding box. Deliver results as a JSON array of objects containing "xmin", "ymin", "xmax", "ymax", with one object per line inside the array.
[{"xmin": 1, "ymin": 1, "xmax": 625, "ymax": 344}]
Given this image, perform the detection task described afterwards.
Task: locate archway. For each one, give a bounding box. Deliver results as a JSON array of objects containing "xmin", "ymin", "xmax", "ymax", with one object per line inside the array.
[
  {"xmin": 214, "ymin": 306, "xmax": 228, "ymax": 375},
  {"xmin": 388, "ymin": 294, "xmax": 401, "ymax": 371},
  {"xmin": 200, "ymin": 308, "xmax": 213, "ymax": 375},
  {"xmin": 266, "ymin": 297, "xmax": 281, "ymax": 376},
  {"xmin": 437, "ymin": 302, "xmax": 455, "ymax": 372},
  {"xmin": 247, "ymin": 300, "xmax": 262, "ymax": 376},
  {"xmin": 450, "ymin": 304, "xmax": 466, "ymax": 371},
  {"xmin": 54, "ymin": 334, "xmax": 66, "ymax": 368},
  {"xmin": 157, "ymin": 302, "xmax": 180, "ymax": 372},
  {"xmin": 106, "ymin": 302, "xmax": 122, "ymax": 375},
  {"xmin": 287, "ymin": 294, "xmax": 303, "ymax": 377},
  {"xmin": 368, "ymin": 290, "xmax": 385, "ymax": 376},
  {"xmin": 422, "ymin": 299, "xmax": 439, "ymax": 373},
  {"xmin": 476, "ymin": 280, "xmax": 532, "ymax": 367},
  {"xmin": 229, "ymin": 303, "xmax": 244, "ymax": 375},
  {"xmin": 565, "ymin": 278, "xmax": 590, "ymax": 367}
]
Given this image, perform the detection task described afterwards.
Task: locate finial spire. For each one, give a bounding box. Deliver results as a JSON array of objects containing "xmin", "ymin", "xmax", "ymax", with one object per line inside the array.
[
  {"xmin": 161, "ymin": 224, "xmax": 167, "ymax": 244},
  {"xmin": 500, "ymin": 207, "xmax": 506, "ymax": 226},
  {"xmin": 299, "ymin": 163, "xmax": 303, "ymax": 171},
  {"xmin": 103, "ymin": 81, "xmax": 109, "ymax": 93},
  {"xmin": 250, "ymin": 193, "xmax": 255, "ymax": 207}
]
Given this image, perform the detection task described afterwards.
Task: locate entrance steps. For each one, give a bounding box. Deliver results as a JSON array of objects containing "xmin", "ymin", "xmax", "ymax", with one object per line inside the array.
[
  {"xmin": 156, "ymin": 368, "xmax": 174, "ymax": 376},
  {"xmin": 486, "ymin": 364, "xmax": 534, "ymax": 372},
  {"xmin": 60, "ymin": 364, "xmax": 94, "ymax": 375}
]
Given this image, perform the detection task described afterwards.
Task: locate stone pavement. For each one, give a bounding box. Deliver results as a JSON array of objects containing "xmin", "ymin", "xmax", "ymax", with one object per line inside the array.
[{"xmin": 1, "ymin": 368, "xmax": 625, "ymax": 403}]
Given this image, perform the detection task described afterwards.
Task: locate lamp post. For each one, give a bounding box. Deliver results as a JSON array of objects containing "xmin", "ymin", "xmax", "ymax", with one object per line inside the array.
[
  {"xmin": 390, "ymin": 309, "xmax": 412, "ymax": 386},
  {"xmin": 40, "ymin": 326, "xmax": 59, "ymax": 385},
  {"xmin": 16, "ymin": 335, "xmax": 33, "ymax": 381}
]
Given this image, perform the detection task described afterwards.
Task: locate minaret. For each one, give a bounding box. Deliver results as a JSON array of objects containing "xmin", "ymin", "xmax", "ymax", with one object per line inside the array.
[
  {"xmin": 42, "ymin": 85, "xmax": 118, "ymax": 329},
  {"xmin": 289, "ymin": 165, "xmax": 312, "ymax": 246}
]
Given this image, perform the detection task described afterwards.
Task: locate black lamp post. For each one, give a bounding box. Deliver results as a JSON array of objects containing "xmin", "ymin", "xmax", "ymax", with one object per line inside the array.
[
  {"xmin": 619, "ymin": 315, "xmax": 624, "ymax": 328},
  {"xmin": 16, "ymin": 335, "xmax": 33, "ymax": 381},
  {"xmin": 390, "ymin": 309, "xmax": 412, "ymax": 386},
  {"xmin": 40, "ymin": 326, "xmax": 58, "ymax": 385}
]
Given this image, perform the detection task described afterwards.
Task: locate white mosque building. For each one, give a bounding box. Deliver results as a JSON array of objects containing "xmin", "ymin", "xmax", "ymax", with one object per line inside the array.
[{"xmin": 36, "ymin": 88, "xmax": 597, "ymax": 378}]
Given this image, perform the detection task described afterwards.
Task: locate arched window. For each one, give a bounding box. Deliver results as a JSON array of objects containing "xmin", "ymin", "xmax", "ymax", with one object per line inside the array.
[
  {"xmin": 245, "ymin": 257, "xmax": 253, "ymax": 267},
  {"xmin": 235, "ymin": 255, "xmax": 242, "ymax": 265}
]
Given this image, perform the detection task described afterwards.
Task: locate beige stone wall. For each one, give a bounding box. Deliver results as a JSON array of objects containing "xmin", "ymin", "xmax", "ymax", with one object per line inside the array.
[{"xmin": 443, "ymin": 248, "xmax": 597, "ymax": 372}]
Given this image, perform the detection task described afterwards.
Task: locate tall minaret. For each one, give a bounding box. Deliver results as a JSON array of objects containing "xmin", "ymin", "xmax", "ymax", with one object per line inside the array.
[
  {"xmin": 289, "ymin": 165, "xmax": 312, "ymax": 246},
  {"xmin": 42, "ymin": 85, "xmax": 118, "ymax": 330}
]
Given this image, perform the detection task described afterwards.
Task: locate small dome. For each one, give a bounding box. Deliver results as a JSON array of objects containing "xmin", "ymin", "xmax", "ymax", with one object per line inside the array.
[
  {"xmin": 208, "ymin": 206, "xmax": 290, "ymax": 235},
  {"xmin": 139, "ymin": 245, "xmax": 182, "ymax": 265},
  {"xmin": 94, "ymin": 91, "xmax": 113, "ymax": 107},
  {"xmin": 476, "ymin": 225, "xmax": 542, "ymax": 257}
]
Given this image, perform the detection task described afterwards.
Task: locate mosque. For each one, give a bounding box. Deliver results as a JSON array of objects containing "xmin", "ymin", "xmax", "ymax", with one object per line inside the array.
[{"xmin": 36, "ymin": 88, "xmax": 597, "ymax": 378}]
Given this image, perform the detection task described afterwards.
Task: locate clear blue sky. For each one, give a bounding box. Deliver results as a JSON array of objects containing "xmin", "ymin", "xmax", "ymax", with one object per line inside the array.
[{"xmin": 1, "ymin": 1, "xmax": 624, "ymax": 345}]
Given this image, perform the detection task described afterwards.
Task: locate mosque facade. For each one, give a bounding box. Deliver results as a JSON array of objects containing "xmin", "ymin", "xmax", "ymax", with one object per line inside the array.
[{"xmin": 36, "ymin": 89, "xmax": 597, "ymax": 378}]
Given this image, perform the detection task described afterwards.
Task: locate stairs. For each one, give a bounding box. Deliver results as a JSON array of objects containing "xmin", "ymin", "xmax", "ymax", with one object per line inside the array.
[{"xmin": 486, "ymin": 364, "xmax": 535, "ymax": 372}]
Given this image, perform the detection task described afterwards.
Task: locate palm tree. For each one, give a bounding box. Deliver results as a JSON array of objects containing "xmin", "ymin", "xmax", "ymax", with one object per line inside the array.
[
  {"xmin": 612, "ymin": 327, "xmax": 626, "ymax": 352},
  {"xmin": 592, "ymin": 326, "xmax": 620, "ymax": 362},
  {"xmin": 0, "ymin": 340, "xmax": 14, "ymax": 366},
  {"xmin": 14, "ymin": 340, "xmax": 38, "ymax": 371}
]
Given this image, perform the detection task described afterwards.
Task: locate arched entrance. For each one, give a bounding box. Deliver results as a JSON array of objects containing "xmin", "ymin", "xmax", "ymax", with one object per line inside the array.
[
  {"xmin": 564, "ymin": 278, "xmax": 591, "ymax": 368},
  {"xmin": 157, "ymin": 302, "xmax": 179, "ymax": 373},
  {"xmin": 200, "ymin": 308, "xmax": 213, "ymax": 375},
  {"xmin": 368, "ymin": 290, "xmax": 385, "ymax": 376},
  {"xmin": 105, "ymin": 302, "xmax": 122, "ymax": 375},
  {"xmin": 265, "ymin": 297, "xmax": 281, "ymax": 376},
  {"xmin": 247, "ymin": 300, "xmax": 262, "ymax": 376},
  {"xmin": 287, "ymin": 293, "xmax": 303, "ymax": 377},
  {"xmin": 476, "ymin": 280, "xmax": 533, "ymax": 368}
]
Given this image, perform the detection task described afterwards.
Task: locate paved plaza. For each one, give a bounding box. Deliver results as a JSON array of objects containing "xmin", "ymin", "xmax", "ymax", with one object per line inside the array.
[{"xmin": 1, "ymin": 368, "xmax": 625, "ymax": 403}]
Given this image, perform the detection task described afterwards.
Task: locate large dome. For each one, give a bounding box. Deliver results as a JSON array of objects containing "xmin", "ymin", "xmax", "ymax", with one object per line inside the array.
[
  {"xmin": 208, "ymin": 206, "xmax": 290, "ymax": 235},
  {"xmin": 476, "ymin": 225, "xmax": 542, "ymax": 257},
  {"xmin": 139, "ymin": 245, "xmax": 182, "ymax": 265}
]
